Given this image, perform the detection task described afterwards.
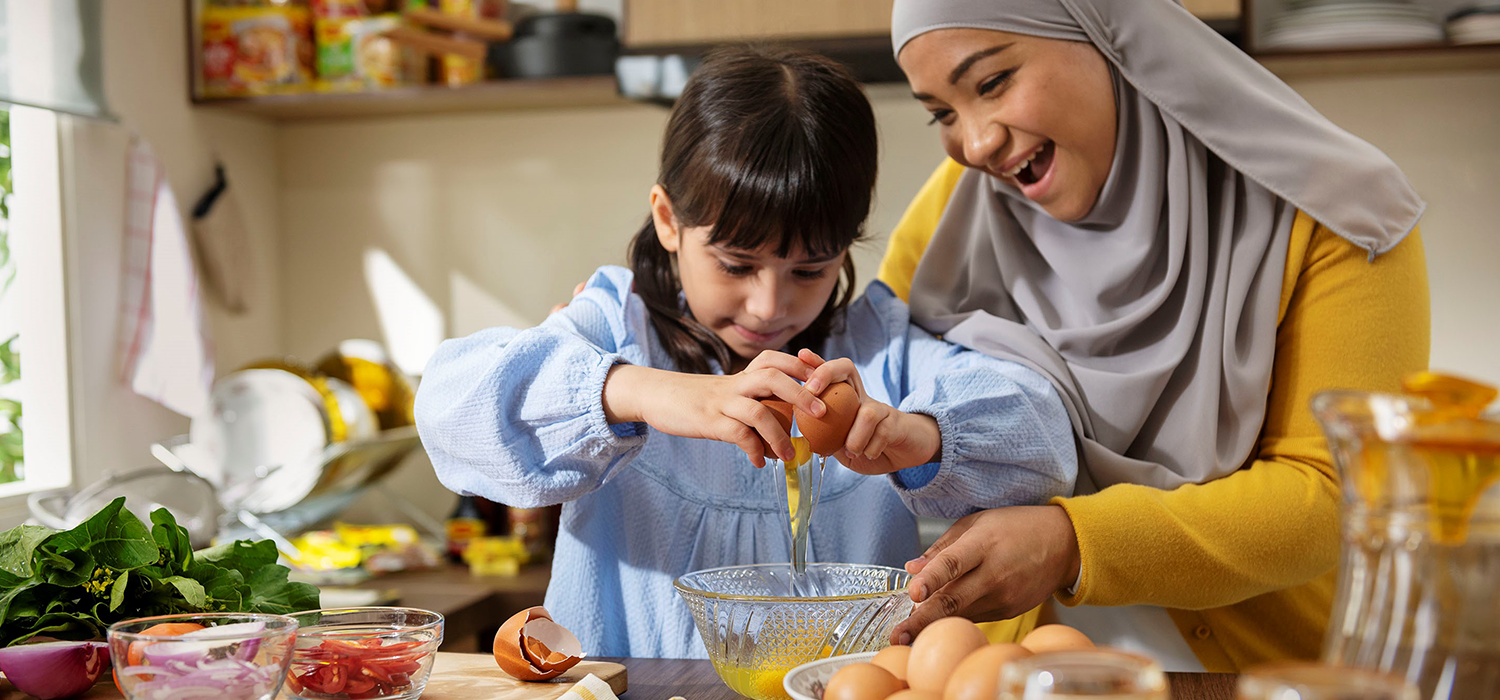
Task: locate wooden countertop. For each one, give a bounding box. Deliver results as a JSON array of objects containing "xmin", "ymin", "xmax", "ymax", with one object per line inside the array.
[{"xmin": 608, "ymin": 658, "xmax": 1237, "ymax": 700}]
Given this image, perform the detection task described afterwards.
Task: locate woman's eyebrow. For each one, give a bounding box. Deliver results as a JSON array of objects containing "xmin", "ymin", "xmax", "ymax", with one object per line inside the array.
[{"xmin": 948, "ymin": 44, "xmax": 1011, "ymax": 84}]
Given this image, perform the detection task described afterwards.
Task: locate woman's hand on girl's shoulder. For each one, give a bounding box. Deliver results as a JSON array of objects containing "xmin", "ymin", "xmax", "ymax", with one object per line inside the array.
[
  {"xmin": 601, "ymin": 351, "xmax": 827, "ymax": 465},
  {"xmin": 797, "ymin": 349, "xmax": 942, "ymax": 475}
]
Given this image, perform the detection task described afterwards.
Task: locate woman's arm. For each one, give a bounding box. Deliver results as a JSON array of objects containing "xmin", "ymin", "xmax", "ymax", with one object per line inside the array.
[
  {"xmin": 891, "ymin": 218, "xmax": 1429, "ymax": 638},
  {"xmin": 1057, "ymin": 220, "xmax": 1429, "ymax": 609}
]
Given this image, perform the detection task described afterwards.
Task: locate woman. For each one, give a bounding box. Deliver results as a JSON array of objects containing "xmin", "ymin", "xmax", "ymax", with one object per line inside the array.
[{"xmin": 879, "ymin": 0, "xmax": 1430, "ymax": 672}]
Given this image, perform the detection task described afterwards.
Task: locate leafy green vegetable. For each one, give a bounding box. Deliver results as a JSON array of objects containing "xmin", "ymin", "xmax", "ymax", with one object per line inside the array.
[{"xmin": 0, "ymin": 497, "xmax": 320, "ymax": 646}]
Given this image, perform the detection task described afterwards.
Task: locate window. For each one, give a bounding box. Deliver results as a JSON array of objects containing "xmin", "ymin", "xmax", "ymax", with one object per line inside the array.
[
  {"xmin": 0, "ymin": 105, "xmax": 74, "ymax": 523},
  {"xmin": 0, "ymin": 108, "xmax": 16, "ymax": 486}
]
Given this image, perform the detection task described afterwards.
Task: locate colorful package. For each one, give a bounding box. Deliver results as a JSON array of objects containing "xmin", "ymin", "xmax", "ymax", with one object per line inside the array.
[{"xmin": 201, "ymin": 6, "xmax": 315, "ymax": 97}]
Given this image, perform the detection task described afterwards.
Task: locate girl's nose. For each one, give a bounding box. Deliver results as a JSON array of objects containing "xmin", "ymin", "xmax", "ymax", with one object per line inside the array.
[
  {"xmin": 963, "ymin": 119, "xmax": 1007, "ymax": 170},
  {"xmin": 745, "ymin": 276, "xmax": 789, "ymax": 322}
]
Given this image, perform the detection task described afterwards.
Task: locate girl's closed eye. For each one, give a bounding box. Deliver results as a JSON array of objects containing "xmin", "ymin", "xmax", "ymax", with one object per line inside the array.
[
  {"xmin": 717, "ymin": 260, "xmax": 754, "ymax": 276},
  {"xmin": 794, "ymin": 266, "xmax": 831, "ymax": 280}
]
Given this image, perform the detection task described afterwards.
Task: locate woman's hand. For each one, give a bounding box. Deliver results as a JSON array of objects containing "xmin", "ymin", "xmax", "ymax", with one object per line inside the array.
[
  {"xmin": 601, "ymin": 351, "xmax": 826, "ymax": 464},
  {"xmin": 798, "ymin": 349, "xmax": 941, "ymax": 475},
  {"xmin": 889, "ymin": 505, "xmax": 1082, "ymax": 644}
]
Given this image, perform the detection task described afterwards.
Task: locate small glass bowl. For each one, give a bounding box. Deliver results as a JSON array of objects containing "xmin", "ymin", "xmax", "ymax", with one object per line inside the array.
[
  {"xmin": 285, "ymin": 607, "xmax": 444, "ymax": 700},
  {"xmin": 108, "ymin": 613, "xmax": 299, "ymax": 700}
]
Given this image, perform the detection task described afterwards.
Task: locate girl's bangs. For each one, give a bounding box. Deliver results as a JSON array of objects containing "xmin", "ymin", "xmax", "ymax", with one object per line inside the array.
[{"xmin": 693, "ymin": 134, "xmax": 862, "ymax": 261}]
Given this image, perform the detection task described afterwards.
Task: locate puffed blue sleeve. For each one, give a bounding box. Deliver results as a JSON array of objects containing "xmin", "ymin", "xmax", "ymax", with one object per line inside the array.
[
  {"xmin": 414, "ymin": 266, "xmax": 652, "ymax": 509},
  {"xmin": 833, "ymin": 282, "xmax": 1078, "ymax": 519}
]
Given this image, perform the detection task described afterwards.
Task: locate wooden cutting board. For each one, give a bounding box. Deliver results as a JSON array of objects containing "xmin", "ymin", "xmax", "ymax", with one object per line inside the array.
[{"xmin": 419, "ymin": 652, "xmax": 627, "ymax": 700}]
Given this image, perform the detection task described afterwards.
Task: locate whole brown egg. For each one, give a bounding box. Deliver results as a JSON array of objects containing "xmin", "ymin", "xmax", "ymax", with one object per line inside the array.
[
  {"xmin": 906, "ymin": 617, "xmax": 989, "ymax": 692},
  {"xmin": 941, "ymin": 643, "xmax": 1033, "ymax": 700},
  {"xmin": 824, "ymin": 663, "xmax": 906, "ymax": 700},
  {"xmin": 796, "ymin": 382, "xmax": 859, "ymax": 455},
  {"xmin": 1019, "ymin": 624, "xmax": 1095, "ymax": 653}
]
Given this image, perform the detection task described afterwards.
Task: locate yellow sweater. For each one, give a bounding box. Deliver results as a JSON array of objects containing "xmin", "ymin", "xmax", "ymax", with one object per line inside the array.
[{"xmin": 878, "ymin": 159, "xmax": 1430, "ymax": 672}]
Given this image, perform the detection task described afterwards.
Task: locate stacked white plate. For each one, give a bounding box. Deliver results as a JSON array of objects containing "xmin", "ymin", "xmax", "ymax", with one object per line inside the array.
[
  {"xmin": 1447, "ymin": 5, "xmax": 1500, "ymax": 45},
  {"xmin": 1262, "ymin": 0, "xmax": 1444, "ymax": 50}
]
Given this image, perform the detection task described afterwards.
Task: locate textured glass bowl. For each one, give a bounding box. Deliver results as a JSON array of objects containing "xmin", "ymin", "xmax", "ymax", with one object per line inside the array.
[
  {"xmin": 675, "ymin": 563, "xmax": 913, "ymax": 700},
  {"xmin": 109, "ymin": 613, "xmax": 298, "ymax": 700},
  {"xmin": 285, "ymin": 607, "xmax": 443, "ymax": 700}
]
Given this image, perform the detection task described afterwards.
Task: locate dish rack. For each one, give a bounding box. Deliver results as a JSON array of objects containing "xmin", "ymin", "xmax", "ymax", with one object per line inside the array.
[{"xmin": 150, "ymin": 427, "xmax": 438, "ymax": 557}]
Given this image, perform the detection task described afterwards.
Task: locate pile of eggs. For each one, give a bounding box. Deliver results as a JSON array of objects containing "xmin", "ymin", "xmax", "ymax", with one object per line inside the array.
[{"xmin": 821, "ymin": 620, "xmax": 1094, "ymax": 700}]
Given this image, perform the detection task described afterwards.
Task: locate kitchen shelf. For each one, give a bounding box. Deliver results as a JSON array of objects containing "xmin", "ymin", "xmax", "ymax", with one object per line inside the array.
[
  {"xmin": 1255, "ymin": 42, "xmax": 1500, "ymax": 79},
  {"xmin": 192, "ymin": 75, "xmax": 629, "ymax": 121}
]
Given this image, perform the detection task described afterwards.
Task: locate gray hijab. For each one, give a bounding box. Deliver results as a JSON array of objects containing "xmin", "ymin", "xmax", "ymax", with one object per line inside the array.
[{"xmin": 893, "ymin": 0, "xmax": 1424, "ymax": 491}]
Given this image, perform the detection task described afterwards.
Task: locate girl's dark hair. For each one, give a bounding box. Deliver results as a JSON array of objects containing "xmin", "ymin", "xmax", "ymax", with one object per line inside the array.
[{"xmin": 629, "ymin": 45, "xmax": 878, "ymax": 375}]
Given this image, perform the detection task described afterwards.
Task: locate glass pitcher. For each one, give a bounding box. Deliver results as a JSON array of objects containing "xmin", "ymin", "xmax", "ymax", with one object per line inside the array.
[{"xmin": 1312, "ymin": 373, "xmax": 1500, "ymax": 700}]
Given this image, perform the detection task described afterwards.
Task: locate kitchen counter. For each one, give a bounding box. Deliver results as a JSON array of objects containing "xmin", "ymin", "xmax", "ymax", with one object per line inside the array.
[{"xmin": 609, "ymin": 658, "xmax": 1238, "ymax": 700}]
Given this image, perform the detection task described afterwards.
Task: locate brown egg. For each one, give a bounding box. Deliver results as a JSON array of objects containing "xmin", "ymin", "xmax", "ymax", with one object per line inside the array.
[
  {"xmin": 796, "ymin": 381, "xmax": 859, "ymax": 455},
  {"xmin": 492, "ymin": 606, "xmax": 584, "ymax": 681},
  {"xmin": 942, "ymin": 644, "xmax": 1034, "ymax": 700},
  {"xmin": 824, "ymin": 663, "xmax": 906, "ymax": 700},
  {"xmin": 906, "ymin": 617, "xmax": 989, "ymax": 692},
  {"xmin": 886, "ymin": 691, "xmax": 942, "ymax": 700},
  {"xmin": 870, "ymin": 645, "xmax": 912, "ymax": 686},
  {"xmin": 757, "ymin": 398, "xmax": 795, "ymax": 459},
  {"xmin": 1020, "ymin": 624, "xmax": 1095, "ymax": 653}
]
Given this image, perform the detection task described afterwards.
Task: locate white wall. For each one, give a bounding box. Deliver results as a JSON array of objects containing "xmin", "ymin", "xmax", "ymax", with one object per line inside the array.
[
  {"xmin": 1281, "ymin": 71, "xmax": 1500, "ymax": 387},
  {"xmin": 57, "ymin": 0, "xmax": 282, "ymax": 486}
]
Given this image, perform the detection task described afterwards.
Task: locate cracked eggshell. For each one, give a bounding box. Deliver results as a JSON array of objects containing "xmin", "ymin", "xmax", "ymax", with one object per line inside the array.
[
  {"xmin": 493, "ymin": 607, "xmax": 584, "ymax": 681},
  {"xmin": 758, "ymin": 399, "xmax": 795, "ymax": 459},
  {"xmin": 796, "ymin": 382, "xmax": 859, "ymax": 456}
]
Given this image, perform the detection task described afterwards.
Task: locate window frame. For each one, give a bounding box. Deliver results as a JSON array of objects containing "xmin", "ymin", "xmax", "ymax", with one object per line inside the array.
[{"xmin": 0, "ymin": 105, "xmax": 77, "ymax": 526}]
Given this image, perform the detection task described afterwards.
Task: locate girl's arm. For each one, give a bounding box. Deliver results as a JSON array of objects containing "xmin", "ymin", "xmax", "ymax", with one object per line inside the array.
[
  {"xmin": 807, "ymin": 284, "xmax": 1078, "ymax": 519},
  {"xmin": 415, "ymin": 267, "xmax": 653, "ymax": 509}
]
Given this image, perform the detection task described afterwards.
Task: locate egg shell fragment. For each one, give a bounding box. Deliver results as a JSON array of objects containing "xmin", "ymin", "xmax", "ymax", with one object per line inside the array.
[
  {"xmin": 493, "ymin": 606, "xmax": 584, "ymax": 681},
  {"xmin": 757, "ymin": 398, "xmax": 796, "ymax": 459}
]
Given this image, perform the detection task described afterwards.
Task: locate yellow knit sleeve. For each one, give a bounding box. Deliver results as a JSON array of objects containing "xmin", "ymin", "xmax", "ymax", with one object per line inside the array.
[
  {"xmin": 1055, "ymin": 216, "xmax": 1430, "ymax": 609},
  {"xmin": 877, "ymin": 159, "xmax": 969, "ymax": 302}
]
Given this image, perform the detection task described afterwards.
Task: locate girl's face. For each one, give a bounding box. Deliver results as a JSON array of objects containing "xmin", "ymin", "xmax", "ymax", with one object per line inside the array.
[
  {"xmin": 899, "ymin": 28, "xmax": 1117, "ymax": 222},
  {"xmin": 651, "ymin": 187, "xmax": 846, "ymax": 366}
]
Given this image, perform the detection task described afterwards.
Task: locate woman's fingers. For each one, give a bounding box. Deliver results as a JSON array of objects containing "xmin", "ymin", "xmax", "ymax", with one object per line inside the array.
[
  {"xmin": 906, "ymin": 512, "xmax": 979, "ymax": 574},
  {"xmin": 889, "ymin": 537, "xmax": 984, "ymax": 643}
]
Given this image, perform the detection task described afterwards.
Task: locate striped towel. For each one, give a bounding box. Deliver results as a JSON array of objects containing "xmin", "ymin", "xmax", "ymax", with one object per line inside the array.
[{"xmin": 117, "ymin": 137, "xmax": 213, "ymax": 417}]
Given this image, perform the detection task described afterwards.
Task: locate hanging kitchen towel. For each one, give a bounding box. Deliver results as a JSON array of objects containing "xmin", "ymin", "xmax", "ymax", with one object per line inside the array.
[
  {"xmin": 117, "ymin": 137, "xmax": 214, "ymax": 417},
  {"xmin": 190, "ymin": 163, "xmax": 254, "ymax": 314}
]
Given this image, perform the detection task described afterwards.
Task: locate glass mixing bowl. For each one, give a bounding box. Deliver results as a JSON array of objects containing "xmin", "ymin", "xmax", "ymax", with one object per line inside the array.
[{"xmin": 675, "ymin": 563, "xmax": 913, "ymax": 700}]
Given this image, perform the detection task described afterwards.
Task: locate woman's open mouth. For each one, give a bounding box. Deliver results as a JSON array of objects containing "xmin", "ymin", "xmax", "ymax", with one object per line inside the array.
[{"xmin": 1009, "ymin": 141, "xmax": 1055, "ymax": 187}]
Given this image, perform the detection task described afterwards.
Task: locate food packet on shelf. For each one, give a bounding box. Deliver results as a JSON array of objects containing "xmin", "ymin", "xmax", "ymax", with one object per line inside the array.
[
  {"xmin": 315, "ymin": 14, "xmax": 413, "ymax": 90},
  {"xmin": 201, "ymin": 5, "xmax": 315, "ymax": 97}
]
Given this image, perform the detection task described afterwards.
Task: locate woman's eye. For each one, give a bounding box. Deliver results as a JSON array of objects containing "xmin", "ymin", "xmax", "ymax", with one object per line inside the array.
[
  {"xmin": 717, "ymin": 261, "xmax": 753, "ymax": 276},
  {"xmin": 978, "ymin": 70, "xmax": 1014, "ymax": 96},
  {"xmin": 926, "ymin": 109, "xmax": 954, "ymax": 126}
]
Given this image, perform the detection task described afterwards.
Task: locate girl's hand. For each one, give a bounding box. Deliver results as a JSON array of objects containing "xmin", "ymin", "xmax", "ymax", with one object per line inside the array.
[
  {"xmin": 889, "ymin": 505, "xmax": 1082, "ymax": 645},
  {"xmin": 798, "ymin": 349, "xmax": 942, "ymax": 475},
  {"xmin": 601, "ymin": 351, "xmax": 826, "ymax": 464}
]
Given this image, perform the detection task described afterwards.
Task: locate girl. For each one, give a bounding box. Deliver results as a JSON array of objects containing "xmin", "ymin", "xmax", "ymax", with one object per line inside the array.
[{"xmin": 414, "ymin": 47, "xmax": 1078, "ymax": 659}]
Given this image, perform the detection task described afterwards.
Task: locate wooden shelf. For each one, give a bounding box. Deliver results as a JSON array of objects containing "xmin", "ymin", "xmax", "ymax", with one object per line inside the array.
[
  {"xmin": 192, "ymin": 75, "xmax": 630, "ymax": 121},
  {"xmin": 1255, "ymin": 42, "xmax": 1500, "ymax": 79}
]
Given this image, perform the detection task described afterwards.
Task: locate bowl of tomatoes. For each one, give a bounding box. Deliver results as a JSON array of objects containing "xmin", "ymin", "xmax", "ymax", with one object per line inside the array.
[{"xmin": 285, "ymin": 607, "xmax": 443, "ymax": 700}]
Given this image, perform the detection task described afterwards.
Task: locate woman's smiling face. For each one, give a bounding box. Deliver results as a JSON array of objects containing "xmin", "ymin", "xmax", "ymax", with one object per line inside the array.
[{"xmin": 899, "ymin": 28, "xmax": 1118, "ymax": 222}]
